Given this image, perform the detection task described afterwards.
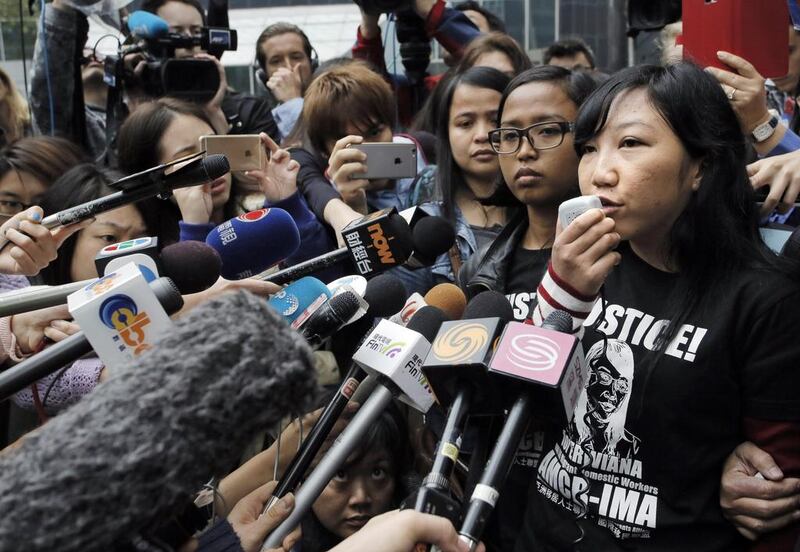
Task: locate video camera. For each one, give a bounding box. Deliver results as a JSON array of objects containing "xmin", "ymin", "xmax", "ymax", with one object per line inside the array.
[{"xmin": 104, "ymin": 11, "xmax": 237, "ymax": 103}]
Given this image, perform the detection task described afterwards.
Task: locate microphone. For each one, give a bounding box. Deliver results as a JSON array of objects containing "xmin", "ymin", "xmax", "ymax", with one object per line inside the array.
[
  {"xmin": 0, "ymin": 291, "xmax": 317, "ymax": 552},
  {"xmin": 127, "ymin": 10, "xmax": 169, "ymax": 39},
  {"xmin": 458, "ymin": 311, "xmax": 586, "ymax": 551},
  {"xmin": 264, "ymin": 285, "xmax": 422, "ymax": 515},
  {"xmin": 40, "ymin": 155, "xmax": 230, "ymax": 230},
  {"xmin": 424, "ymin": 283, "xmax": 467, "ymax": 321},
  {"xmin": 326, "ymin": 275, "xmax": 369, "ymax": 325},
  {"xmin": 406, "ymin": 216, "xmax": 457, "ymax": 269},
  {"xmin": 299, "ymin": 290, "xmax": 362, "ymax": 348},
  {"xmin": 262, "ymin": 209, "xmax": 414, "ymax": 285},
  {"xmin": 389, "ymin": 283, "xmax": 467, "ymax": 327},
  {"xmin": 0, "ymin": 277, "xmax": 183, "ymax": 401},
  {"xmin": 0, "ymin": 240, "xmax": 222, "ymax": 318},
  {"xmin": 267, "ymin": 276, "xmax": 331, "ymax": 329},
  {"xmin": 410, "ymin": 292, "xmax": 514, "ymax": 529},
  {"xmin": 69, "ymin": 262, "xmax": 178, "ymax": 370},
  {"xmin": 205, "ymin": 208, "xmax": 301, "ymax": 280},
  {"xmin": 262, "ymin": 306, "xmax": 449, "ymax": 549},
  {"xmin": 423, "ymin": 291, "xmax": 514, "ymax": 412}
]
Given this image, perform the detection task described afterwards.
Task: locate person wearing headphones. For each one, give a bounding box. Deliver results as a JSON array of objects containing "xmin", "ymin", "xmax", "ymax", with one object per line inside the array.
[{"xmin": 254, "ymin": 22, "xmax": 317, "ymax": 141}]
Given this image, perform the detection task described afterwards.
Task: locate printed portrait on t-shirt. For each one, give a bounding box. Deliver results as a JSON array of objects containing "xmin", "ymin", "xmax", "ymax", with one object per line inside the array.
[{"xmin": 570, "ymin": 339, "xmax": 640, "ymax": 458}]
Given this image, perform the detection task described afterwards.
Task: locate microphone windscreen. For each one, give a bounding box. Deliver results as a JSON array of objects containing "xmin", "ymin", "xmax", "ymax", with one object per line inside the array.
[
  {"xmin": 541, "ymin": 310, "xmax": 572, "ymax": 333},
  {"xmin": 168, "ymin": 155, "xmax": 231, "ymax": 191},
  {"xmin": 0, "ymin": 291, "xmax": 316, "ymax": 552},
  {"xmin": 406, "ymin": 305, "xmax": 450, "ymax": 342},
  {"xmin": 268, "ymin": 276, "xmax": 331, "ymax": 326},
  {"xmin": 463, "ymin": 290, "xmax": 514, "ymax": 321},
  {"xmin": 206, "ymin": 208, "xmax": 300, "ymax": 279},
  {"xmin": 160, "ymin": 241, "xmax": 222, "ymax": 294},
  {"xmin": 327, "ymin": 290, "xmax": 361, "ymax": 321},
  {"xmin": 412, "ymin": 216, "xmax": 456, "ymax": 259},
  {"xmin": 424, "ymin": 283, "xmax": 466, "ymax": 320},
  {"xmin": 363, "ymin": 274, "xmax": 407, "ymax": 317},
  {"xmin": 388, "ymin": 213, "xmax": 414, "ymax": 258},
  {"xmin": 127, "ymin": 10, "xmax": 169, "ymax": 38}
]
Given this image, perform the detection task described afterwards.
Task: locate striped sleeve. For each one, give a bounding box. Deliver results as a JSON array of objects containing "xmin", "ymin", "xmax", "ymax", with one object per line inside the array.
[{"xmin": 533, "ymin": 262, "xmax": 598, "ymax": 333}]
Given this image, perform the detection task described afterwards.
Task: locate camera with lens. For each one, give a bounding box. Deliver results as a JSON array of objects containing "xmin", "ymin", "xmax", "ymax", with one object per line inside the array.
[{"xmin": 106, "ymin": 27, "xmax": 237, "ymax": 103}]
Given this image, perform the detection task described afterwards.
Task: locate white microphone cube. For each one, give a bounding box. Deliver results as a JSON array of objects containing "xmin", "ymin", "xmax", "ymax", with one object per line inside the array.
[
  {"xmin": 68, "ymin": 262, "xmax": 173, "ymax": 370},
  {"xmin": 352, "ymin": 319, "xmax": 436, "ymax": 412}
]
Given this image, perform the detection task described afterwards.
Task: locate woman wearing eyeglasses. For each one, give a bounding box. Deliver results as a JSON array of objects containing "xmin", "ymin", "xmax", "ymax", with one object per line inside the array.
[{"xmin": 458, "ymin": 66, "xmax": 598, "ymax": 323}]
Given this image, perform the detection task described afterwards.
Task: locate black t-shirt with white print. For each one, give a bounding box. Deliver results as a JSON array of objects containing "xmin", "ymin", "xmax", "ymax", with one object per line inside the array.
[
  {"xmin": 504, "ymin": 244, "xmax": 551, "ymax": 322},
  {"xmin": 483, "ymin": 244, "xmax": 551, "ymax": 552},
  {"xmin": 514, "ymin": 242, "xmax": 800, "ymax": 552}
]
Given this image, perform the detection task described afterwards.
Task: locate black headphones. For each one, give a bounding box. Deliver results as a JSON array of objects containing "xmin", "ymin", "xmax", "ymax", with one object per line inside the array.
[{"xmin": 254, "ymin": 23, "xmax": 319, "ymax": 86}]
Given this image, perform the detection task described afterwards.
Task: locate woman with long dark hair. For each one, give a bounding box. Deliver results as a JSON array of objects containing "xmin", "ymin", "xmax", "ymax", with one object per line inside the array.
[
  {"xmin": 397, "ymin": 67, "xmax": 511, "ymax": 294},
  {"xmin": 516, "ymin": 62, "xmax": 800, "ymax": 550}
]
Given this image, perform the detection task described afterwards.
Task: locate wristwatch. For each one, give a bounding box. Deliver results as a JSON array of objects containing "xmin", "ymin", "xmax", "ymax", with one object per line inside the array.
[{"xmin": 751, "ymin": 110, "xmax": 780, "ymax": 143}]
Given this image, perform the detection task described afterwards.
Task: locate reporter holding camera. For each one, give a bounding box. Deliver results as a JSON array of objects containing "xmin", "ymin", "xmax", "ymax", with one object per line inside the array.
[{"xmin": 140, "ymin": 0, "xmax": 290, "ymax": 141}]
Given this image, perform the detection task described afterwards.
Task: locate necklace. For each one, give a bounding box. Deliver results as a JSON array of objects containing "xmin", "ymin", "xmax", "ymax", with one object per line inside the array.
[{"xmin": 458, "ymin": 189, "xmax": 502, "ymax": 228}]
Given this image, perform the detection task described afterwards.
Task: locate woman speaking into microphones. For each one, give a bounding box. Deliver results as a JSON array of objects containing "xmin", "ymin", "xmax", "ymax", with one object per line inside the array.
[{"xmin": 515, "ymin": 62, "xmax": 800, "ymax": 551}]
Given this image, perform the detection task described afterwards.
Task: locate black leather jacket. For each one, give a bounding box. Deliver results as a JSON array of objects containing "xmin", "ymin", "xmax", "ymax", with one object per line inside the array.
[{"xmin": 457, "ymin": 210, "xmax": 528, "ymax": 298}]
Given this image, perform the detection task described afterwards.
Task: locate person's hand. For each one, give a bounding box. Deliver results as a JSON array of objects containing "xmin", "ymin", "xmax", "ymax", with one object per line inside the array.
[
  {"xmin": 328, "ymin": 510, "xmax": 485, "ymax": 552},
  {"xmin": 196, "ymin": 53, "xmax": 230, "ymax": 134},
  {"xmin": 413, "ymin": 0, "xmax": 437, "ymax": 19},
  {"xmin": 266, "ymin": 66, "xmax": 303, "ymax": 103},
  {"xmin": 177, "ymin": 276, "xmax": 281, "ymax": 317},
  {"xmin": 0, "ymin": 207, "xmax": 89, "ymax": 276},
  {"xmin": 328, "ymin": 136, "xmax": 371, "ymax": 209},
  {"xmin": 173, "ymin": 184, "xmax": 214, "ymax": 225},
  {"xmin": 323, "ymin": 199, "xmax": 364, "ymax": 247},
  {"xmin": 705, "ymin": 51, "xmax": 769, "ymax": 136},
  {"xmin": 358, "ymin": 8, "xmax": 381, "ymax": 39},
  {"xmin": 720, "ymin": 442, "xmax": 800, "ymax": 540},
  {"xmin": 228, "ymin": 481, "xmax": 301, "ymax": 552},
  {"xmin": 246, "ymin": 133, "xmax": 300, "ymax": 203},
  {"xmin": 748, "ymin": 150, "xmax": 800, "ymax": 216},
  {"xmin": 550, "ymin": 209, "xmax": 620, "ymax": 297},
  {"xmin": 10, "ymin": 304, "xmax": 80, "ymax": 355}
]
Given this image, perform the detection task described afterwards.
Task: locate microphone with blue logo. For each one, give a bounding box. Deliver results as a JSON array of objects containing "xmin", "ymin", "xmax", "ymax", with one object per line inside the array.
[
  {"xmin": 127, "ymin": 10, "xmax": 169, "ymax": 39},
  {"xmin": 267, "ymin": 276, "xmax": 332, "ymax": 330},
  {"xmin": 205, "ymin": 208, "xmax": 301, "ymax": 280}
]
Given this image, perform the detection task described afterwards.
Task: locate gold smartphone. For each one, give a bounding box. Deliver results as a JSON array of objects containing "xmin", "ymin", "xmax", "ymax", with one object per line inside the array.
[{"xmin": 200, "ymin": 135, "xmax": 264, "ymax": 172}]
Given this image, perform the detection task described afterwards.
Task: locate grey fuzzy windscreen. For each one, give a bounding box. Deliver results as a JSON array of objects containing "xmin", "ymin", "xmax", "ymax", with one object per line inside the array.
[{"xmin": 0, "ymin": 290, "xmax": 318, "ymax": 552}]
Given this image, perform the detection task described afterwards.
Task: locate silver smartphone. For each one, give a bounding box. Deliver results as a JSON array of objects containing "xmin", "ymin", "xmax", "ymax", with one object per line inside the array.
[{"xmin": 350, "ymin": 143, "xmax": 417, "ymax": 180}]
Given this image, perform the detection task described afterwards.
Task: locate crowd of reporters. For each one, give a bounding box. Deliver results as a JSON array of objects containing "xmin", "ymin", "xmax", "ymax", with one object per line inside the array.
[{"xmin": 0, "ymin": 0, "xmax": 799, "ymax": 550}]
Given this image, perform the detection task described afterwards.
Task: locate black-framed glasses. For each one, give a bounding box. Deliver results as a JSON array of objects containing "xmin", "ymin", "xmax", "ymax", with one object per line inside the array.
[{"xmin": 488, "ymin": 121, "xmax": 575, "ymax": 155}]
